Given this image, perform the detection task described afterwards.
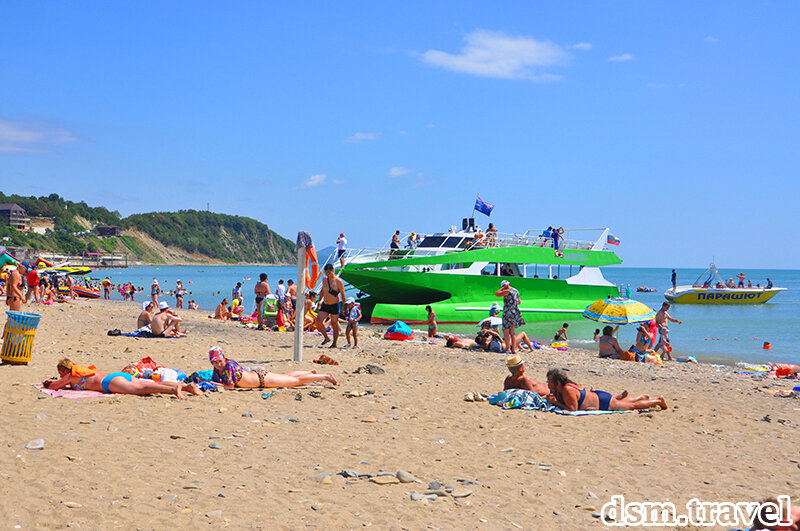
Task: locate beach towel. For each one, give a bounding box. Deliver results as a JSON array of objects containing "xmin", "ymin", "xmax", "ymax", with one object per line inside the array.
[
  {"xmin": 34, "ymin": 384, "xmax": 118, "ymax": 399},
  {"xmin": 489, "ymin": 389, "xmax": 631, "ymax": 416}
]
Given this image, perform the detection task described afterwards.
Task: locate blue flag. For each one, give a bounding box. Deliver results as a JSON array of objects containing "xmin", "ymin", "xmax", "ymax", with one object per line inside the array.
[{"xmin": 474, "ymin": 195, "xmax": 494, "ymax": 216}]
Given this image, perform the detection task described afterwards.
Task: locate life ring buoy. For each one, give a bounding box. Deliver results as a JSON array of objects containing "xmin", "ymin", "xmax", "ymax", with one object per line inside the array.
[{"xmin": 305, "ymin": 246, "xmax": 320, "ymax": 288}]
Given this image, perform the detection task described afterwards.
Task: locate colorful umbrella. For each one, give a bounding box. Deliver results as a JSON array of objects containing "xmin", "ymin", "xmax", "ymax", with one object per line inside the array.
[{"xmin": 582, "ymin": 297, "xmax": 655, "ymax": 325}]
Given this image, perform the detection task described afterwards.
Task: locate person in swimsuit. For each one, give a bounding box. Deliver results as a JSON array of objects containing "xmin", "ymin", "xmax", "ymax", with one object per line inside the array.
[
  {"xmin": 214, "ymin": 298, "xmax": 232, "ymax": 320},
  {"xmin": 545, "ymin": 368, "xmax": 667, "ymax": 411},
  {"xmin": 208, "ymin": 347, "xmax": 337, "ymax": 388},
  {"xmin": 554, "ymin": 323, "xmax": 569, "ymax": 342},
  {"xmin": 476, "ymin": 328, "xmax": 536, "ymax": 353},
  {"xmin": 150, "ymin": 278, "xmax": 160, "ymax": 305},
  {"xmin": 254, "ymin": 273, "xmax": 270, "ymax": 330},
  {"xmin": 425, "ymin": 305, "xmax": 438, "ymax": 338},
  {"xmin": 495, "ymin": 280, "xmax": 525, "ymax": 355},
  {"xmin": 5, "ymin": 263, "xmax": 26, "ymax": 312},
  {"xmin": 598, "ymin": 325, "xmax": 625, "ymax": 359},
  {"xmin": 137, "ymin": 301, "xmax": 154, "ymax": 329},
  {"xmin": 344, "ymin": 297, "xmax": 361, "ymax": 348},
  {"xmin": 503, "ymin": 354, "xmax": 549, "ymax": 395},
  {"xmin": 151, "ymin": 302, "xmax": 185, "ymax": 336},
  {"xmin": 445, "ymin": 335, "xmax": 480, "ymax": 349},
  {"xmin": 42, "ymin": 358, "xmax": 203, "ymax": 398},
  {"xmin": 628, "ymin": 325, "xmax": 656, "ymax": 361},
  {"xmin": 654, "ymin": 302, "xmax": 681, "ymax": 360},
  {"xmin": 316, "ymin": 263, "xmax": 345, "ymax": 348}
]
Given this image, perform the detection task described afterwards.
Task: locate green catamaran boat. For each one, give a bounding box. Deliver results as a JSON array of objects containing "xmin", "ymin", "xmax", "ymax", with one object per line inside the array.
[{"xmin": 339, "ymin": 223, "xmax": 623, "ymax": 325}]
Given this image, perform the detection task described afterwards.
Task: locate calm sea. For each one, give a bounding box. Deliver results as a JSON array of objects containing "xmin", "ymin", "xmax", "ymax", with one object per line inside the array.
[{"xmin": 93, "ymin": 265, "xmax": 800, "ymax": 366}]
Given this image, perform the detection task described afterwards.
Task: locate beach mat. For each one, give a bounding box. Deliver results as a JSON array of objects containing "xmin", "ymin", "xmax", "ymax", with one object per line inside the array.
[{"xmin": 34, "ymin": 384, "xmax": 118, "ymax": 399}]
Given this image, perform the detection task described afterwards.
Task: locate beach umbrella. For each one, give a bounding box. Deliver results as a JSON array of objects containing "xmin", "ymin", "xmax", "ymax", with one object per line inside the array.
[
  {"xmin": 582, "ymin": 297, "xmax": 655, "ymax": 325},
  {"xmin": 476, "ymin": 316, "xmax": 503, "ymax": 328}
]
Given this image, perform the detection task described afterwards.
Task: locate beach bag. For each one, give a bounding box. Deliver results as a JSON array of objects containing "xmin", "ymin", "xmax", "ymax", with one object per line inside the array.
[{"xmin": 384, "ymin": 320, "xmax": 413, "ymax": 341}]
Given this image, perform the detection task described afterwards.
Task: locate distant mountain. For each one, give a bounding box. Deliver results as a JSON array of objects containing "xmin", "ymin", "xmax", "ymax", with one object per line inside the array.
[{"xmin": 0, "ymin": 193, "xmax": 294, "ymax": 264}]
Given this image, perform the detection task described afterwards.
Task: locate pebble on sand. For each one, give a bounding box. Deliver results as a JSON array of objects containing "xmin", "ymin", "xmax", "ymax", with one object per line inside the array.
[
  {"xmin": 396, "ymin": 470, "xmax": 416, "ymax": 483},
  {"xmin": 26, "ymin": 439, "xmax": 45, "ymax": 450}
]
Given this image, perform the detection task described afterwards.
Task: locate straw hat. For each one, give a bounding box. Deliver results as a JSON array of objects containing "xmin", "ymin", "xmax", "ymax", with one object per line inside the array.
[{"xmin": 506, "ymin": 353, "xmax": 523, "ymax": 369}]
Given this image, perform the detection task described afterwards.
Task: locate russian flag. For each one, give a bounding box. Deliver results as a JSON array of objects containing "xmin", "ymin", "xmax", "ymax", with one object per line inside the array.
[
  {"xmin": 474, "ymin": 195, "xmax": 494, "ymax": 216},
  {"xmin": 607, "ymin": 234, "xmax": 620, "ymax": 246}
]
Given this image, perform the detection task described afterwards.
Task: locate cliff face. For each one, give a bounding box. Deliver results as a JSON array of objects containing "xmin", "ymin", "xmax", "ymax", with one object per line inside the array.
[{"xmin": 0, "ymin": 193, "xmax": 295, "ymax": 264}]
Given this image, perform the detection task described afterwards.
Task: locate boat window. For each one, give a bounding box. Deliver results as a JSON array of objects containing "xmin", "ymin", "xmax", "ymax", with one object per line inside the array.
[
  {"xmin": 442, "ymin": 236, "xmax": 464, "ymax": 248},
  {"xmin": 418, "ymin": 236, "xmax": 447, "ymax": 248}
]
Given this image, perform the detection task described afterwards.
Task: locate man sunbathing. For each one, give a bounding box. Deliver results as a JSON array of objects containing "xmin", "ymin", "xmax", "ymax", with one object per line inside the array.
[
  {"xmin": 503, "ymin": 354, "xmax": 549, "ymax": 396},
  {"xmin": 445, "ymin": 335, "xmax": 479, "ymax": 349},
  {"xmin": 151, "ymin": 302, "xmax": 184, "ymax": 336},
  {"xmin": 42, "ymin": 358, "xmax": 203, "ymax": 398}
]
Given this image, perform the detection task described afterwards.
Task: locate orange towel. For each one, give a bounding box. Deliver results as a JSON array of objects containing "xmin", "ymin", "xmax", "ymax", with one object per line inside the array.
[{"xmin": 71, "ymin": 364, "xmax": 97, "ymax": 377}]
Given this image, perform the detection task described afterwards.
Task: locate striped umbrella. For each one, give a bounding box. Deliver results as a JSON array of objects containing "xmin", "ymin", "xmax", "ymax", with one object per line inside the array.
[{"xmin": 582, "ymin": 297, "xmax": 655, "ymax": 325}]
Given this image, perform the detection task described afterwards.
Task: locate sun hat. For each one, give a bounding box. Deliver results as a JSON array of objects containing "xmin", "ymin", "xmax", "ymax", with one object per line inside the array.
[
  {"xmin": 209, "ymin": 346, "xmax": 224, "ymax": 363},
  {"xmin": 141, "ymin": 301, "xmax": 151, "ymax": 311},
  {"xmin": 159, "ymin": 301, "xmax": 169, "ymax": 310},
  {"xmin": 152, "ymin": 278, "xmax": 159, "ymax": 283},
  {"xmin": 500, "ymin": 280, "xmax": 510, "ymax": 287},
  {"xmin": 346, "ymin": 297, "xmax": 355, "ymax": 304},
  {"xmin": 490, "ymin": 302, "xmax": 500, "ymax": 309},
  {"xmin": 506, "ymin": 353, "xmax": 523, "ymax": 369}
]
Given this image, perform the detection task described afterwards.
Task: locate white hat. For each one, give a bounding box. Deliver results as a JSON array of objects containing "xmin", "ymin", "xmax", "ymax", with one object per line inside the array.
[
  {"xmin": 152, "ymin": 278, "xmax": 159, "ymax": 284},
  {"xmin": 500, "ymin": 280, "xmax": 510, "ymax": 287},
  {"xmin": 346, "ymin": 297, "xmax": 355, "ymax": 304},
  {"xmin": 159, "ymin": 301, "xmax": 169, "ymax": 310},
  {"xmin": 491, "ymin": 302, "xmax": 500, "ymax": 309},
  {"xmin": 141, "ymin": 301, "xmax": 152, "ymax": 311}
]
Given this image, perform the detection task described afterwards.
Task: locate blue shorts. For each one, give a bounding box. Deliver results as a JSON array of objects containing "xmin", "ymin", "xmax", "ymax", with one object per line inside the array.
[{"xmin": 101, "ymin": 372, "xmax": 133, "ymax": 393}]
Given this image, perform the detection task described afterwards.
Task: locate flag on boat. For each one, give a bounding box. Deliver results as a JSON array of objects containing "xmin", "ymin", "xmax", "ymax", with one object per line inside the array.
[
  {"xmin": 474, "ymin": 195, "xmax": 494, "ymax": 216},
  {"xmin": 607, "ymin": 234, "xmax": 620, "ymax": 246}
]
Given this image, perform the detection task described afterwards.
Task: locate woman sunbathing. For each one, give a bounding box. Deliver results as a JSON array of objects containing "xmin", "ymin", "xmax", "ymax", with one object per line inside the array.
[
  {"xmin": 545, "ymin": 368, "xmax": 667, "ymax": 411},
  {"xmin": 476, "ymin": 329, "xmax": 536, "ymax": 353},
  {"xmin": 208, "ymin": 347, "xmax": 337, "ymax": 389},
  {"xmin": 42, "ymin": 358, "xmax": 204, "ymax": 399}
]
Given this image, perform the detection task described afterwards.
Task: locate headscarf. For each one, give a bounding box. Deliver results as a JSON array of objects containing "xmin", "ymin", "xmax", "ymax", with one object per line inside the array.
[{"xmin": 208, "ymin": 346, "xmax": 224, "ymax": 363}]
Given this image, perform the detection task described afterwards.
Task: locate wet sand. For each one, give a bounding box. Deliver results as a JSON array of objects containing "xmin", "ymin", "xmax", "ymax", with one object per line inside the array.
[{"xmin": 0, "ymin": 299, "xmax": 798, "ymax": 529}]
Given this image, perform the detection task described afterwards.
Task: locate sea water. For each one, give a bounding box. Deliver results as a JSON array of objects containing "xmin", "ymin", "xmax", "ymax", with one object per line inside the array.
[{"xmin": 94, "ymin": 265, "xmax": 800, "ymax": 366}]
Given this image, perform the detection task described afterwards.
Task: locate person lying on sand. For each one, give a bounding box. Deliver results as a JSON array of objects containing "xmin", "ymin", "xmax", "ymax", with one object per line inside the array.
[
  {"xmin": 545, "ymin": 368, "xmax": 667, "ymax": 411},
  {"xmin": 208, "ymin": 347, "xmax": 337, "ymax": 389},
  {"xmin": 476, "ymin": 329, "xmax": 536, "ymax": 353},
  {"xmin": 42, "ymin": 358, "xmax": 203, "ymax": 399},
  {"xmin": 503, "ymin": 354, "xmax": 549, "ymax": 396},
  {"xmin": 445, "ymin": 335, "xmax": 479, "ymax": 350}
]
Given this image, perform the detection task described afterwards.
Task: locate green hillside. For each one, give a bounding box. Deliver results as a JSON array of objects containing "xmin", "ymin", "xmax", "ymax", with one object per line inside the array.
[{"xmin": 0, "ymin": 193, "xmax": 294, "ymax": 264}]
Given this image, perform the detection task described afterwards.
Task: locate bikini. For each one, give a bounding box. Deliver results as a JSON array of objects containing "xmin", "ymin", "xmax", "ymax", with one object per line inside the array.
[
  {"xmin": 101, "ymin": 372, "xmax": 133, "ymax": 393},
  {"xmin": 320, "ymin": 278, "xmax": 341, "ymax": 315},
  {"xmin": 567, "ymin": 383, "xmax": 612, "ymax": 411}
]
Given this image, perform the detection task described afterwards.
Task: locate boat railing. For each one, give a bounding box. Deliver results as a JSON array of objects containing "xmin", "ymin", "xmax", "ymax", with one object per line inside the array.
[{"xmin": 469, "ymin": 230, "xmax": 600, "ymax": 251}]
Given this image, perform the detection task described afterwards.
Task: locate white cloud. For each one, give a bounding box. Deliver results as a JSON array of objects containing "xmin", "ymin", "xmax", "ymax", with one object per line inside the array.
[
  {"xmin": 704, "ymin": 35, "xmax": 720, "ymax": 44},
  {"xmin": 0, "ymin": 118, "xmax": 78, "ymax": 154},
  {"xmin": 297, "ymin": 173, "xmax": 326, "ymax": 189},
  {"xmin": 426, "ymin": 123, "xmax": 435, "ymax": 128},
  {"xmin": 608, "ymin": 53, "xmax": 634, "ymax": 62},
  {"xmin": 572, "ymin": 42, "xmax": 592, "ymax": 51},
  {"xmin": 647, "ymin": 82, "xmax": 666, "ymax": 89},
  {"xmin": 388, "ymin": 166, "xmax": 413, "ymax": 177},
  {"xmin": 420, "ymin": 29, "xmax": 567, "ymax": 81},
  {"xmin": 343, "ymin": 132, "xmax": 381, "ymax": 143}
]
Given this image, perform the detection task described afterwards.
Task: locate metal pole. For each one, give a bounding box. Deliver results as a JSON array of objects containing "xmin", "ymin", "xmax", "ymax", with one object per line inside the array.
[{"xmin": 293, "ymin": 246, "xmax": 307, "ymax": 362}]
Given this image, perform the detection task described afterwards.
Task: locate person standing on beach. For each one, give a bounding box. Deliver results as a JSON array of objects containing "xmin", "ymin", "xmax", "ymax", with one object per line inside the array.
[
  {"xmin": 671, "ymin": 269, "xmax": 677, "ymax": 293},
  {"xmin": 495, "ymin": 280, "xmax": 525, "ymax": 355},
  {"xmin": 254, "ymin": 273, "xmax": 270, "ymax": 331},
  {"xmin": 232, "ymin": 282, "xmax": 243, "ymax": 304},
  {"xmin": 5, "ymin": 263, "xmax": 26, "ymax": 312},
  {"xmin": 26, "ymin": 266, "xmax": 40, "ymax": 303},
  {"xmin": 287, "ymin": 280, "xmax": 297, "ymax": 315},
  {"xmin": 66, "ymin": 273, "xmax": 76, "ymax": 300},
  {"xmin": 336, "ymin": 233, "xmax": 347, "ymax": 268},
  {"xmin": 175, "ymin": 280, "xmax": 185, "ymax": 309},
  {"xmin": 655, "ymin": 302, "xmax": 682, "ymax": 360},
  {"xmin": 316, "ymin": 263, "xmax": 346, "ymax": 348},
  {"xmin": 151, "ymin": 278, "xmax": 160, "ymax": 305},
  {"xmin": 276, "ymin": 280, "xmax": 287, "ymax": 308}
]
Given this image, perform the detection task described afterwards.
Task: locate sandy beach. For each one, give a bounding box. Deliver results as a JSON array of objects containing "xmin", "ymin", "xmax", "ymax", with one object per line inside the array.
[{"xmin": 1, "ymin": 299, "xmax": 798, "ymax": 530}]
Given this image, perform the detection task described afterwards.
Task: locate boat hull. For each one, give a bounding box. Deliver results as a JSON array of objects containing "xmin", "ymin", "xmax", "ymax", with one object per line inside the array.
[
  {"xmin": 341, "ymin": 269, "xmax": 620, "ymax": 324},
  {"xmin": 57, "ymin": 286, "xmax": 101, "ymax": 299},
  {"xmin": 664, "ymin": 287, "xmax": 784, "ymax": 304}
]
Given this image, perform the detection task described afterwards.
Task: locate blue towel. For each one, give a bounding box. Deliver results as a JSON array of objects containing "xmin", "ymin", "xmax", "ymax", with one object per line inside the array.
[{"xmin": 489, "ymin": 389, "xmax": 631, "ymax": 416}]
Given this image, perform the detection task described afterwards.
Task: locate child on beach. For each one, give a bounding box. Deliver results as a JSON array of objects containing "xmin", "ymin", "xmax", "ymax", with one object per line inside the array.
[
  {"xmin": 554, "ymin": 323, "xmax": 569, "ymax": 342},
  {"xmin": 426, "ymin": 305, "xmax": 438, "ymax": 338},
  {"xmin": 345, "ymin": 297, "xmax": 361, "ymax": 348}
]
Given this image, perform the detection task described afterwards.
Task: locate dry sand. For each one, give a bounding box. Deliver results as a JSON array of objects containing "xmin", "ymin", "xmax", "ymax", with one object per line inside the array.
[{"xmin": 0, "ymin": 299, "xmax": 798, "ymax": 530}]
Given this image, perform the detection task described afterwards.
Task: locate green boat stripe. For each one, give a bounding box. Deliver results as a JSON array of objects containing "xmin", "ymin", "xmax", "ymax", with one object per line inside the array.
[
  {"xmin": 455, "ymin": 306, "xmax": 583, "ymax": 313},
  {"xmin": 348, "ymin": 246, "xmax": 621, "ymax": 269}
]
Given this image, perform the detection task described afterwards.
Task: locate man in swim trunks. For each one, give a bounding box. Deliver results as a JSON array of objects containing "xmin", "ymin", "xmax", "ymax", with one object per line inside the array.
[
  {"xmin": 503, "ymin": 354, "xmax": 549, "ymax": 396},
  {"xmin": 336, "ymin": 233, "xmax": 347, "ymax": 268},
  {"xmin": 655, "ymin": 302, "xmax": 682, "ymax": 360},
  {"xmin": 287, "ymin": 280, "xmax": 297, "ymax": 317},
  {"xmin": 5, "ymin": 263, "xmax": 26, "ymax": 312},
  {"xmin": 150, "ymin": 301, "xmax": 183, "ymax": 336},
  {"xmin": 316, "ymin": 263, "xmax": 345, "ymax": 348},
  {"xmin": 254, "ymin": 273, "xmax": 270, "ymax": 330},
  {"xmin": 554, "ymin": 323, "xmax": 569, "ymax": 342}
]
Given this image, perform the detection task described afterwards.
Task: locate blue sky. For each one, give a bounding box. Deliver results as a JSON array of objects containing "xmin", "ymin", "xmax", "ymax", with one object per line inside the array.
[{"xmin": 1, "ymin": 1, "xmax": 798, "ymax": 268}]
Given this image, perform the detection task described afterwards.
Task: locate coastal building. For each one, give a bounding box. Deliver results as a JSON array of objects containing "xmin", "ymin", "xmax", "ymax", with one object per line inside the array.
[
  {"xmin": 0, "ymin": 203, "xmax": 27, "ymax": 230},
  {"xmin": 95, "ymin": 225, "xmax": 122, "ymax": 237}
]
